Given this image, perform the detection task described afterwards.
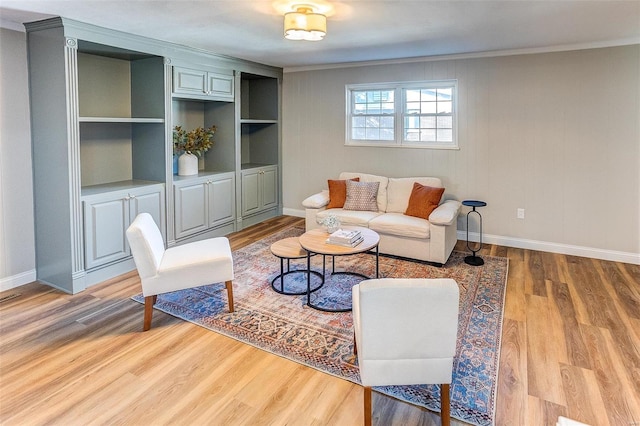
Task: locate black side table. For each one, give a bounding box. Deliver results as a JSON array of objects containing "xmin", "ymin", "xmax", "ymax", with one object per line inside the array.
[{"xmin": 462, "ymin": 200, "xmax": 487, "ymax": 266}]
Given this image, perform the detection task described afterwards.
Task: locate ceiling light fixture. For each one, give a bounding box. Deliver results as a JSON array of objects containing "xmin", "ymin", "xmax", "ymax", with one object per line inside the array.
[{"xmin": 284, "ymin": 4, "xmax": 327, "ymax": 41}]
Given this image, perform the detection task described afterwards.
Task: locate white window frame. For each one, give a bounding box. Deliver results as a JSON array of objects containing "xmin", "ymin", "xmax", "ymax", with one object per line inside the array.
[{"xmin": 345, "ymin": 80, "xmax": 458, "ymax": 149}]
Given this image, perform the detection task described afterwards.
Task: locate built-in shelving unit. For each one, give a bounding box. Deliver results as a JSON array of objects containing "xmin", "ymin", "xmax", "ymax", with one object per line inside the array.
[
  {"xmin": 26, "ymin": 17, "xmax": 282, "ymax": 294},
  {"xmin": 237, "ymin": 72, "xmax": 280, "ymax": 227}
]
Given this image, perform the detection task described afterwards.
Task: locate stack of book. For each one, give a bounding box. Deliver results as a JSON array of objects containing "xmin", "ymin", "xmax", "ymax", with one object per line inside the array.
[{"xmin": 327, "ymin": 229, "xmax": 363, "ymax": 247}]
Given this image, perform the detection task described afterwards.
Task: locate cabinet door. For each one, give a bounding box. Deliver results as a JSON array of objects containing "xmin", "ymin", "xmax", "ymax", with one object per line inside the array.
[
  {"xmin": 208, "ymin": 175, "xmax": 235, "ymax": 227},
  {"xmin": 207, "ymin": 72, "xmax": 234, "ymax": 99},
  {"xmin": 174, "ymin": 181, "xmax": 208, "ymax": 239},
  {"xmin": 84, "ymin": 194, "xmax": 129, "ymax": 270},
  {"xmin": 129, "ymin": 187, "xmax": 165, "ymax": 239},
  {"xmin": 241, "ymin": 170, "xmax": 261, "ymax": 216},
  {"xmin": 173, "ymin": 67, "xmax": 206, "ymax": 95},
  {"xmin": 261, "ymin": 167, "xmax": 278, "ymax": 210}
]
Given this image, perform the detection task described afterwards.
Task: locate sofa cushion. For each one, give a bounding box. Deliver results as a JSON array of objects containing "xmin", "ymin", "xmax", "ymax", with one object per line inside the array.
[
  {"xmin": 340, "ymin": 172, "xmax": 389, "ymax": 212},
  {"xmin": 344, "ymin": 180, "xmax": 380, "ymax": 211},
  {"xmin": 369, "ymin": 213, "xmax": 430, "ymax": 239},
  {"xmin": 327, "ymin": 178, "xmax": 359, "ymax": 209},
  {"xmin": 317, "ymin": 209, "xmax": 383, "ymax": 227},
  {"xmin": 386, "ymin": 177, "xmax": 443, "ymax": 213},
  {"xmin": 405, "ymin": 183, "xmax": 445, "ymax": 219},
  {"xmin": 302, "ymin": 190, "xmax": 330, "ymax": 208}
]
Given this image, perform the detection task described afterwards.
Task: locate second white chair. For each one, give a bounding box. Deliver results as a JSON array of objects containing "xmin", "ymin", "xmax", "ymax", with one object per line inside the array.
[
  {"xmin": 126, "ymin": 213, "xmax": 235, "ymax": 331},
  {"xmin": 352, "ymin": 278, "xmax": 460, "ymax": 426}
]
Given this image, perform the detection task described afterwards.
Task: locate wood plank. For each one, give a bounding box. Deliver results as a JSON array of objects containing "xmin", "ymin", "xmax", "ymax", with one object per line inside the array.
[
  {"xmin": 580, "ymin": 324, "xmax": 640, "ymax": 425},
  {"xmin": 548, "ymin": 280, "xmax": 591, "ymax": 368},
  {"xmin": 496, "ymin": 318, "xmax": 527, "ymax": 426},
  {"xmin": 526, "ymin": 293, "xmax": 567, "ymax": 406},
  {"xmin": 559, "ymin": 363, "xmax": 610, "ymax": 426}
]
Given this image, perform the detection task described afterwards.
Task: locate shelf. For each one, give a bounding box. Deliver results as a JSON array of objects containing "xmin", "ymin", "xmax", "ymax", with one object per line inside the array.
[
  {"xmin": 79, "ymin": 117, "xmax": 164, "ymax": 123},
  {"xmin": 172, "ymin": 169, "xmax": 234, "ymax": 182},
  {"xmin": 240, "ymin": 119, "xmax": 278, "ymax": 124},
  {"xmin": 81, "ymin": 179, "xmax": 164, "ymax": 197},
  {"xmin": 241, "ymin": 162, "xmax": 276, "ymax": 170}
]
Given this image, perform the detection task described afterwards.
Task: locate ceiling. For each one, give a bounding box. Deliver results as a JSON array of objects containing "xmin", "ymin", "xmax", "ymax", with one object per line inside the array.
[{"xmin": 1, "ymin": 1, "xmax": 639, "ymax": 70}]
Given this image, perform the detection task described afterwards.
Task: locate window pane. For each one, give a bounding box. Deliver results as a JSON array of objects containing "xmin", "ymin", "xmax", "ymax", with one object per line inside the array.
[
  {"xmin": 421, "ymin": 129, "xmax": 436, "ymax": 141},
  {"xmin": 436, "ymin": 116, "xmax": 452, "ymax": 128},
  {"xmin": 406, "ymin": 89, "xmax": 420, "ymax": 102},
  {"xmin": 437, "ymin": 129, "xmax": 452, "ymax": 141},
  {"xmin": 421, "ymin": 102, "xmax": 437, "ymax": 114},
  {"xmin": 405, "ymin": 129, "xmax": 420, "ymax": 141},
  {"xmin": 436, "ymin": 88, "xmax": 452, "ymax": 100},
  {"xmin": 352, "ymin": 128, "xmax": 366, "ymax": 139},
  {"xmin": 405, "ymin": 116, "xmax": 419, "ymax": 129},
  {"xmin": 380, "ymin": 128, "xmax": 394, "ymax": 140},
  {"xmin": 406, "ymin": 101, "xmax": 420, "ymax": 114},
  {"xmin": 421, "ymin": 89, "xmax": 437, "ymax": 101},
  {"xmin": 380, "ymin": 116, "xmax": 394, "ymax": 128},
  {"xmin": 382, "ymin": 102, "xmax": 394, "ymax": 114},
  {"xmin": 354, "ymin": 103, "xmax": 367, "ymax": 114},
  {"xmin": 352, "ymin": 116, "xmax": 365, "ymax": 127},
  {"xmin": 366, "ymin": 116, "xmax": 380, "ymax": 127},
  {"xmin": 366, "ymin": 128, "xmax": 380, "ymax": 139},
  {"xmin": 437, "ymin": 101, "xmax": 452, "ymax": 114},
  {"xmin": 421, "ymin": 116, "xmax": 436, "ymax": 128},
  {"xmin": 354, "ymin": 91, "xmax": 367, "ymax": 103}
]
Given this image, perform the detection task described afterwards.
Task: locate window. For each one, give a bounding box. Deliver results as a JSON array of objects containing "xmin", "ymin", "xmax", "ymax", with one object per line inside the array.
[{"xmin": 346, "ymin": 80, "xmax": 458, "ymax": 149}]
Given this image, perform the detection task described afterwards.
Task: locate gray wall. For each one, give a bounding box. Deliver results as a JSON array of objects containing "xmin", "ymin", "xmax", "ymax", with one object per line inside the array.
[
  {"xmin": 282, "ymin": 46, "xmax": 640, "ymax": 261},
  {"xmin": 0, "ymin": 26, "xmax": 36, "ymax": 290}
]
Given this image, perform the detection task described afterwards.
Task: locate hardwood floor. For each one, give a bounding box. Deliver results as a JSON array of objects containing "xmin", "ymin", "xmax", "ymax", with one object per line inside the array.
[{"xmin": 1, "ymin": 216, "xmax": 639, "ymax": 425}]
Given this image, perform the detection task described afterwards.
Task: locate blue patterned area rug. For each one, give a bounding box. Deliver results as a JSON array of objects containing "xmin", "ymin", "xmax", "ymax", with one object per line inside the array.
[{"xmin": 132, "ymin": 227, "xmax": 508, "ymax": 426}]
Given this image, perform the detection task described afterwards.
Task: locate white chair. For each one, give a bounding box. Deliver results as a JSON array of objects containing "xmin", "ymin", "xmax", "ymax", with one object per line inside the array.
[
  {"xmin": 352, "ymin": 278, "xmax": 460, "ymax": 426},
  {"xmin": 126, "ymin": 213, "xmax": 234, "ymax": 331}
]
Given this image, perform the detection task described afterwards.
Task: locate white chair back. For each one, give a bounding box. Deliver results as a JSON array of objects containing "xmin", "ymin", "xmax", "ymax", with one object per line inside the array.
[
  {"xmin": 353, "ymin": 278, "xmax": 459, "ymax": 387},
  {"xmin": 126, "ymin": 213, "xmax": 165, "ymax": 280}
]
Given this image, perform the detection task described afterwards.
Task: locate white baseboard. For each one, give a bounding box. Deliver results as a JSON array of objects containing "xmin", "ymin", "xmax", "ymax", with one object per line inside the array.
[
  {"xmin": 459, "ymin": 231, "xmax": 640, "ymax": 265},
  {"xmin": 1, "ymin": 269, "xmax": 36, "ymax": 292},
  {"xmin": 282, "ymin": 207, "xmax": 639, "ymax": 265}
]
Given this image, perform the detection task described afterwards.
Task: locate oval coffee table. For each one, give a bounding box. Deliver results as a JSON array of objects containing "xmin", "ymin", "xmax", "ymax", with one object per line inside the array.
[{"xmin": 299, "ymin": 226, "xmax": 380, "ymax": 312}]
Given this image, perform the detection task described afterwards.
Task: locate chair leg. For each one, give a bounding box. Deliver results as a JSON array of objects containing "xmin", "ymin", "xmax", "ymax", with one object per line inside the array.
[
  {"xmin": 225, "ymin": 280, "xmax": 234, "ymax": 313},
  {"xmin": 143, "ymin": 295, "xmax": 156, "ymax": 331},
  {"xmin": 364, "ymin": 386, "xmax": 372, "ymax": 426},
  {"xmin": 353, "ymin": 331, "xmax": 357, "ymax": 355},
  {"xmin": 440, "ymin": 383, "xmax": 451, "ymax": 426}
]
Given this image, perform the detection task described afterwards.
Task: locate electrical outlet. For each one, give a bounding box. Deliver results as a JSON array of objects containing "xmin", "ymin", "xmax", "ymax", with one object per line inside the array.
[{"xmin": 517, "ymin": 208, "xmax": 525, "ymax": 219}]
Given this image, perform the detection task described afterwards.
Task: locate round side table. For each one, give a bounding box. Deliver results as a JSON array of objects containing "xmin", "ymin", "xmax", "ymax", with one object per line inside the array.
[
  {"xmin": 462, "ymin": 200, "xmax": 487, "ymax": 266},
  {"xmin": 270, "ymin": 237, "xmax": 324, "ymax": 295}
]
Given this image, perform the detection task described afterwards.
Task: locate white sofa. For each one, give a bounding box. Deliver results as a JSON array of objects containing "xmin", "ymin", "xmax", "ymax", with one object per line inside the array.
[{"xmin": 302, "ymin": 172, "xmax": 461, "ymax": 265}]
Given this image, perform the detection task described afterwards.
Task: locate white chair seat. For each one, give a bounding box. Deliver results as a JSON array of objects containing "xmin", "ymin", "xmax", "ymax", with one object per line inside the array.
[{"xmin": 150, "ymin": 238, "xmax": 234, "ymax": 295}]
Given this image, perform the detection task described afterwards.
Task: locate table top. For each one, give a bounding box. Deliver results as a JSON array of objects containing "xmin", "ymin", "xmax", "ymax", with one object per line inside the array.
[
  {"xmin": 270, "ymin": 237, "xmax": 307, "ymax": 259},
  {"xmin": 462, "ymin": 200, "xmax": 487, "ymax": 208},
  {"xmin": 299, "ymin": 226, "xmax": 379, "ymax": 256}
]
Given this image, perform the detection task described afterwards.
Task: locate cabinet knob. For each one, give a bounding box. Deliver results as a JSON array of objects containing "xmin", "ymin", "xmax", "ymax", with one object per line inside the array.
[{"xmin": 130, "ymin": 194, "xmax": 136, "ymax": 199}]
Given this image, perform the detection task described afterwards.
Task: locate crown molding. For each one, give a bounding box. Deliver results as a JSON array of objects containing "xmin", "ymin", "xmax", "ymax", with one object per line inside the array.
[{"xmin": 284, "ymin": 38, "xmax": 640, "ymax": 73}]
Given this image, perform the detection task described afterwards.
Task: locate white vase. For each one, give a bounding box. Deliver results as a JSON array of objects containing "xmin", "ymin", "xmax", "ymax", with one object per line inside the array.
[{"xmin": 178, "ymin": 152, "xmax": 198, "ymax": 176}]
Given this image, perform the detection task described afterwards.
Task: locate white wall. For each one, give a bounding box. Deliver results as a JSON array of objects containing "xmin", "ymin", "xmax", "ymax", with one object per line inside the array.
[
  {"xmin": 0, "ymin": 26, "xmax": 36, "ymax": 290},
  {"xmin": 282, "ymin": 46, "xmax": 640, "ymax": 263}
]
